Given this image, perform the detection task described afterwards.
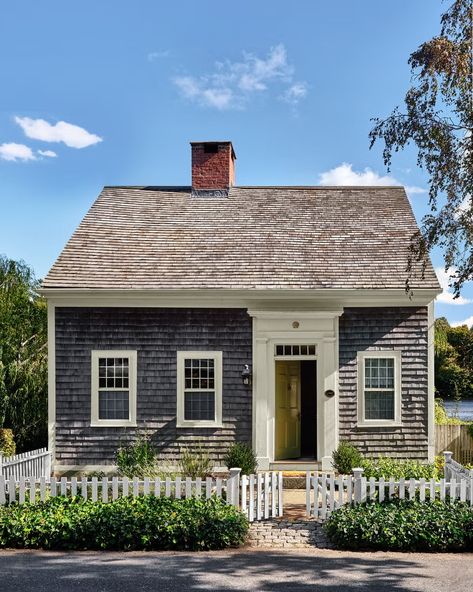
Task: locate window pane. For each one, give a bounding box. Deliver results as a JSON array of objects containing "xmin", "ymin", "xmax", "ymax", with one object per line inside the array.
[
  {"xmin": 184, "ymin": 391, "xmax": 215, "ymax": 421},
  {"xmin": 365, "ymin": 358, "xmax": 394, "ymax": 389},
  {"xmin": 365, "ymin": 390, "xmax": 395, "ymax": 420},
  {"xmin": 99, "ymin": 357, "xmax": 130, "ymax": 389},
  {"xmin": 183, "ymin": 358, "xmax": 214, "ymax": 390},
  {"xmin": 99, "ymin": 391, "xmax": 129, "ymax": 420}
]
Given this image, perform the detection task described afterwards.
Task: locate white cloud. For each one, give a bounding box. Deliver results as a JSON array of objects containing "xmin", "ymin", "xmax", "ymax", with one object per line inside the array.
[
  {"xmin": 281, "ymin": 82, "xmax": 308, "ymax": 105},
  {"xmin": 148, "ymin": 50, "xmax": 170, "ymax": 61},
  {"xmin": 318, "ymin": 163, "xmax": 425, "ymax": 197},
  {"xmin": 0, "ymin": 142, "xmax": 36, "ymax": 162},
  {"xmin": 174, "ymin": 44, "xmax": 307, "ymax": 110},
  {"xmin": 15, "ymin": 116, "xmax": 102, "ymax": 149},
  {"xmin": 38, "ymin": 149, "xmax": 57, "ymax": 158},
  {"xmin": 435, "ymin": 267, "xmax": 471, "ymax": 305},
  {"xmin": 452, "ymin": 316, "xmax": 473, "ymax": 328}
]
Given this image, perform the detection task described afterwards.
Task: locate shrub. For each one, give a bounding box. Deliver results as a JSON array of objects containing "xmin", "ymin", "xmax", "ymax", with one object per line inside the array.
[
  {"xmin": 435, "ymin": 398, "xmax": 465, "ymax": 425},
  {"xmin": 179, "ymin": 445, "xmax": 213, "ymax": 479},
  {"xmin": 332, "ymin": 442, "xmax": 363, "ymax": 475},
  {"xmin": 224, "ymin": 442, "xmax": 258, "ymax": 475},
  {"xmin": 115, "ymin": 436, "xmax": 158, "ymax": 478},
  {"xmin": 0, "ymin": 495, "xmax": 248, "ymax": 551},
  {"xmin": 0, "ymin": 429, "xmax": 15, "ymax": 456},
  {"xmin": 324, "ymin": 498, "xmax": 473, "ymax": 552},
  {"xmin": 360, "ymin": 457, "xmax": 438, "ymax": 480}
]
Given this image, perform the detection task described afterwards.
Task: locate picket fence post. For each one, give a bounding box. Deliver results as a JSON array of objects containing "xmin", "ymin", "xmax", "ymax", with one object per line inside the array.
[
  {"xmin": 228, "ymin": 467, "xmax": 241, "ymax": 507},
  {"xmin": 444, "ymin": 451, "xmax": 453, "ymax": 480},
  {"xmin": 0, "ymin": 454, "xmax": 3, "ymax": 478},
  {"xmin": 353, "ymin": 467, "xmax": 364, "ymax": 504},
  {"xmin": 44, "ymin": 452, "xmax": 52, "ymax": 478}
]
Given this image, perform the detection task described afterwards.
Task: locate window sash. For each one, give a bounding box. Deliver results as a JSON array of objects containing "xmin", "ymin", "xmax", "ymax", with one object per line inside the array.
[
  {"xmin": 177, "ymin": 351, "xmax": 222, "ymax": 428},
  {"xmin": 357, "ymin": 351, "xmax": 401, "ymax": 426},
  {"xmin": 91, "ymin": 350, "xmax": 137, "ymax": 427}
]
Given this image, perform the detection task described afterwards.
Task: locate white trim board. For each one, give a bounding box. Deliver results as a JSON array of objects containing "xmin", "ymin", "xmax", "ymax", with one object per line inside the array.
[
  {"xmin": 47, "ymin": 301, "xmax": 56, "ymax": 463},
  {"xmin": 251, "ymin": 310, "xmax": 339, "ymax": 471},
  {"xmin": 41, "ymin": 287, "xmax": 440, "ymax": 308}
]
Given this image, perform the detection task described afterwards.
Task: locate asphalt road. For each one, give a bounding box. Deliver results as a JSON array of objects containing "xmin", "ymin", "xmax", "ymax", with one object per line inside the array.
[{"xmin": 0, "ymin": 548, "xmax": 472, "ymax": 592}]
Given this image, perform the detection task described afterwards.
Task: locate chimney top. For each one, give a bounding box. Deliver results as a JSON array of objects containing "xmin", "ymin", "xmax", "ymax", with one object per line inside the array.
[{"xmin": 191, "ymin": 141, "xmax": 236, "ymax": 196}]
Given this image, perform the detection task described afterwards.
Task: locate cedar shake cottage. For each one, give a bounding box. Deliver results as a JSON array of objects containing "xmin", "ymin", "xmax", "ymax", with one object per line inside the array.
[{"xmin": 41, "ymin": 141, "xmax": 441, "ymax": 473}]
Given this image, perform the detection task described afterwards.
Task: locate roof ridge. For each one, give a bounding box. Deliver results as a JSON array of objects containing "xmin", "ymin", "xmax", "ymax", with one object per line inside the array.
[{"xmin": 101, "ymin": 185, "xmax": 406, "ymax": 190}]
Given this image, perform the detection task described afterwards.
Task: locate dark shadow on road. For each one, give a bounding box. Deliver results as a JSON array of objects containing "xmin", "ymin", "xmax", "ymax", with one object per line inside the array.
[{"xmin": 0, "ymin": 548, "xmax": 448, "ymax": 592}]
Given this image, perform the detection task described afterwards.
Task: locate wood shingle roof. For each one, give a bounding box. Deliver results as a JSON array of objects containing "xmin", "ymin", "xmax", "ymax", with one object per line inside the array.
[{"xmin": 42, "ymin": 185, "xmax": 440, "ymax": 290}]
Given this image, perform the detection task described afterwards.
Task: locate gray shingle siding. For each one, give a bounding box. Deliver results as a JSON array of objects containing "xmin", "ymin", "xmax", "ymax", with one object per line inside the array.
[
  {"xmin": 55, "ymin": 308, "xmax": 252, "ymax": 467},
  {"xmin": 339, "ymin": 307, "xmax": 429, "ymax": 460}
]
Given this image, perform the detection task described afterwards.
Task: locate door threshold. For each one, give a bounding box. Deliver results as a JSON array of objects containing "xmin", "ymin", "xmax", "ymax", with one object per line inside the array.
[{"xmin": 270, "ymin": 460, "xmax": 321, "ymax": 471}]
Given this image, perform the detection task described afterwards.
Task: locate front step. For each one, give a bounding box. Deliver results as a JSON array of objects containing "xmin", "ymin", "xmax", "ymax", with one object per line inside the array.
[{"xmin": 270, "ymin": 461, "xmax": 321, "ymax": 471}]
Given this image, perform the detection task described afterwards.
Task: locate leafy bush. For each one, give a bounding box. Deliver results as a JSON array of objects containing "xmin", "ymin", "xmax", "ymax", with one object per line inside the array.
[
  {"xmin": 360, "ymin": 457, "xmax": 439, "ymax": 480},
  {"xmin": 332, "ymin": 442, "xmax": 363, "ymax": 474},
  {"xmin": 434, "ymin": 454, "xmax": 445, "ymax": 477},
  {"xmin": 324, "ymin": 499, "xmax": 473, "ymax": 552},
  {"xmin": 0, "ymin": 429, "xmax": 15, "ymax": 456},
  {"xmin": 224, "ymin": 442, "xmax": 257, "ymax": 475},
  {"xmin": 0, "ymin": 257, "xmax": 47, "ymax": 452},
  {"xmin": 115, "ymin": 436, "xmax": 158, "ymax": 478},
  {"xmin": 179, "ymin": 445, "xmax": 213, "ymax": 479},
  {"xmin": 0, "ymin": 495, "xmax": 248, "ymax": 551},
  {"xmin": 435, "ymin": 398, "xmax": 465, "ymax": 425},
  {"xmin": 332, "ymin": 442, "xmax": 438, "ymax": 479}
]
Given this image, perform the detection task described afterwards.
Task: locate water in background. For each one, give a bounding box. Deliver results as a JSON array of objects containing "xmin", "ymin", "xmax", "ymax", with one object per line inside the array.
[{"xmin": 444, "ymin": 399, "xmax": 473, "ymax": 421}]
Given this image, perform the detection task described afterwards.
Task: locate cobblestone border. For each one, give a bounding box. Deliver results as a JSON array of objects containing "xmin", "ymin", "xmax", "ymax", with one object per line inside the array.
[{"xmin": 247, "ymin": 519, "xmax": 335, "ymax": 549}]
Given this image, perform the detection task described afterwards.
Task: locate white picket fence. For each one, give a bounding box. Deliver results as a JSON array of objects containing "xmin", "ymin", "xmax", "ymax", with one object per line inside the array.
[
  {"xmin": 444, "ymin": 451, "xmax": 473, "ymax": 482},
  {"xmin": 0, "ymin": 468, "xmax": 283, "ymax": 523},
  {"xmin": 0, "ymin": 447, "xmax": 51, "ymax": 480},
  {"xmin": 241, "ymin": 472, "xmax": 283, "ymax": 521},
  {"xmin": 307, "ymin": 453, "xmax": 473, "ymax": 519}
]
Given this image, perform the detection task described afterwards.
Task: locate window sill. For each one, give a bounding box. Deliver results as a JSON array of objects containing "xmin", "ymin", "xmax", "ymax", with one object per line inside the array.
[
  {"xmin": 90, "ymin": 422, "xmax": 137, "ymax": 428},
  {"xmin": 176, "ymin": 422, "xmax": 223, "ymax": 429},
  {"xmin": 357, "ymin": 422, "xmax": 403, "ymax": 429}
]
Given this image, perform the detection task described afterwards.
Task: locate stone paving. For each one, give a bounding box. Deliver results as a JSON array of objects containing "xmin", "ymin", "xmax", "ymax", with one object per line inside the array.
[
  {"xmin": 247, "ymin": 517, "xmax": 334, "ymax": 549},
  {"xmin": 247, "ymin": 489, "xmax": 334, "ymax": 549}
]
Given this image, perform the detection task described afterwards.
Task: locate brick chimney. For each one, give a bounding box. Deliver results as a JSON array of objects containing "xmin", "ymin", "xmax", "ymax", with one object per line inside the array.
[{"xmin": 191, "ymin": 141, "xmax": 236, "ymax": 195}]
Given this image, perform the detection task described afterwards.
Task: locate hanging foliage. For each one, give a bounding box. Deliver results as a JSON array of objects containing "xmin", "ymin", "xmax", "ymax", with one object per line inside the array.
[{"xmin": 0, "ymin": 256, "xmax": 47, "ymax": 451}]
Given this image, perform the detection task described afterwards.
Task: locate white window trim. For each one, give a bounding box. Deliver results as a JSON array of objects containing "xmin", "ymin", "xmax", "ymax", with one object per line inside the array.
[
  {"xmin": 176, "ymin": 351, "xmax": 223, "ymax": 428},
  {"xmin": 357, "ymin": 350, "xmax": 402, "ymax": 428},
  {"xmin": 91, "ymin": 350, "xmax": 137, "ymax": 427}
]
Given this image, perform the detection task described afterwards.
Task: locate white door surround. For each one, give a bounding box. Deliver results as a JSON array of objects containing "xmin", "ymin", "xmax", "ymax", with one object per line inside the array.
[{"xmin": 248, "ymin": 309, "xmax": 342, "ymax": 471}]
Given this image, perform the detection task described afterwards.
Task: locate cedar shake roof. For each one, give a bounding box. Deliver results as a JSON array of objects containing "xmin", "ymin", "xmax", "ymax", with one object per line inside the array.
[{"xmin": 42, "ymin": 185, "xmax": 440, "ymax": 290}]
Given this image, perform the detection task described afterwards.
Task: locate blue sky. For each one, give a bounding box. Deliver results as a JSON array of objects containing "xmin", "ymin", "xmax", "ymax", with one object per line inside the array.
[{"xmin": 0, "ymin": 0, "xmax": 471, "ymax": 325}]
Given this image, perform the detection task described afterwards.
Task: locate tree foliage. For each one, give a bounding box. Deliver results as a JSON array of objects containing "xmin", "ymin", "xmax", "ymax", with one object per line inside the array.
[
  {"xmin": 0, "ymin": 256, "xmax": 47, "ymax": 451},
  {"xmin": 435, "ymin": 316, "xmax": 473, "ymax": 399},
  {"xmin": 370, "ymin": 0, "xmax": 473, "ymax": 296}
]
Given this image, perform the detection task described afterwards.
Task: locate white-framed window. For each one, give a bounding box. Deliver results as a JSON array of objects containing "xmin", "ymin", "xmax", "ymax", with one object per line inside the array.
[
  {"xmin": 357, "ymin": 350, "xmax": 402, "ymax": 427},
  {"xmin": 91, "ymin": 350, "xmax": 137, "ymax": 427},
  {"xmin": 176, "ymin": 351, "xmax": 223, "ymax": 428}
]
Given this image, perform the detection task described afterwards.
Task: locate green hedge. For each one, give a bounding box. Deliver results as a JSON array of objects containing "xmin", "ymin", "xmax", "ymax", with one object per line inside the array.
[
  {"xmin": 360, "ymin": 457, "xmax": 438, "ymax": 480},
  {"xmin": 324, "ymin": 499, "xmax": 473, "ymax": 552},
  {"xmin": 0, "ymin": 495, "xmax": 248, "ymax": 551},
  {"xmin": 331, "ymin": 441, "xmax": 439, "ymax": 479}
]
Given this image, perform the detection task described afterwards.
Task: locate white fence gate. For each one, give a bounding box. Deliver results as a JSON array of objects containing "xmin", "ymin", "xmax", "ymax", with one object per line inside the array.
[
  {"xmin": 0, "ymin": 447, "xmax": 51, "ymax": 480},
  {"xmin": 444, "ymin": 451, "xmax": 473, "ymax": 482},
  {"xmin": 0, "ymin": 467, "xmax": 283, "ymax": 523},
  {"xmin": 307, "ymin": 452, "xmax": 473, "ymax": 519}
]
